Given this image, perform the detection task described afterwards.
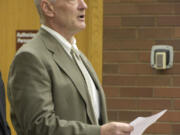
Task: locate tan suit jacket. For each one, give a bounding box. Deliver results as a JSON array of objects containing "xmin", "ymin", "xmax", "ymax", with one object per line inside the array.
[{"xmin": 8, "ymin": 28, "xmax": 108, "ymax": 135}]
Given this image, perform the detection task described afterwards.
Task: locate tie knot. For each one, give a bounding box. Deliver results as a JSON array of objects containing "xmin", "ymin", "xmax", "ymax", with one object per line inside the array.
[{"xmin": 71, "ymin": 47, "xmax": 80, "ymax": 59}]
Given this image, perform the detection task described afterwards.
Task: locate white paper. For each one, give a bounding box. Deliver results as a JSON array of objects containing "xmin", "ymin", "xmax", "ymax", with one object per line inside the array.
[{"xmin": 130, "ymin": 109, "xmax": 167, "ymax": 135}]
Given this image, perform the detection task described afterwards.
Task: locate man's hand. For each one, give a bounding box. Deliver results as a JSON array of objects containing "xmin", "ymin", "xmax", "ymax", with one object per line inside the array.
[{"xmin": 100, "ymin": 122, "xmax": 134, "ymax": 135}]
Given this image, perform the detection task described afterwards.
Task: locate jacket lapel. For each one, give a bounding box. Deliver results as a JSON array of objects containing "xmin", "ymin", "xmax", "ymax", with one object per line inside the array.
[
  {"xmin": 79, "ymin": 52, "xmax": 102, "ymax": 93},
  {"xmin": 80, "ymin": 52, "xmax": 108, "ymax": 124},
  {"xmin": 38, "ymin": 28, "xmax": 97, "ymax": 124}
]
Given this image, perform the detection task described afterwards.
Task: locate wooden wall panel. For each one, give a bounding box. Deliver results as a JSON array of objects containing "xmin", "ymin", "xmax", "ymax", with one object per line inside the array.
[
  {"xmin": 0, "ymin": 0, "xmax": 103, "ymax": 135},
  {"xmin": 0, "ymin": 1, "xmax": 40, "ymax": 135}
]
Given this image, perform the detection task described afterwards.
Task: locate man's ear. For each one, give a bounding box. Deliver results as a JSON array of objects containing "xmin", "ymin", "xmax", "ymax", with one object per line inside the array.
[{"xmin": 40, "ymin": 0, "xmax": 55, "ymax": 17}]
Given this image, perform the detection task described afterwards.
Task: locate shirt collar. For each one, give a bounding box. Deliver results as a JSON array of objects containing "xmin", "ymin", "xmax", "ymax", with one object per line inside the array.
[{"xmin": 41, "ymin": 24, "xmax": 79, "ymax": 56}]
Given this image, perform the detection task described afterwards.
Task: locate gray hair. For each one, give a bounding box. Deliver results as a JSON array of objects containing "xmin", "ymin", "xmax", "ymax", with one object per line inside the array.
[{"xmin": 34, "ymin": 0, "xmax": 56, "ymax": 24}]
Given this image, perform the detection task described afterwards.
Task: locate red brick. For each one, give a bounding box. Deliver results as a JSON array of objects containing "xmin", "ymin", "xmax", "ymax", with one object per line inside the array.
[
  {"xmin": 174, "ymin": 27, "xmax": 180, "ymax": 38},
  {"xmin": 118, "ymin": 63, "xmax": 154, "ymax": 74},
  {"xmin": 118, "ymin": 111, "xmax": 152, "ymax": 121},
  {"xmin": 138, "ymin": 28, "xmax": 173, "ymax": 39},
  {"xmin": 160, "ymin": 111, "xmax": 180, "ymax": 122},
  {"xmin": 138, "ymin": 52, "xmax": 151, "ymax": 63},
  {"xmin": 155, "ymin": 40, "xmax": 180, "ymax": 50},
  {"xmin": 104, "ymin": 3, "xmax": 174, "ymax": 15},
  {"xmin": 122, "ymin": 16, "xmax": 155, "ymax": 26},
  {"xmin": 104, "ymin": 0, "xmax": 156, "ymax": 2},
  {"xmin": 138, "ymin": 4, "xmax": 174, "ymax": 15},
  {"xmin": 104, "ymin": 0, "xmax": 120, "ymax": 3},
  {"xmin": 154, "ymin": 88, "xmax": 180, "ymax": 98},
  {"xmin": 103, "ymin": 40, "xmax": 155, "ymax": 50},
  {"xmin": 137, "ymin": 99, "xmax": 171, "ymax": 110},
  {"xmin": 103, "ymin": 75, "xmax": 136, "ymax": 86},
  {"xmin": 104, "ymin": 4, "xmax": 138, "ymax": 15},
  {"xmin": 107, "ymin": 98, "xmax": 137, "ymax": 110},
  {"xmin": 155, "ymin": 40, "xmax": 174, "ymax": 46},
  {"xmin": 166, "ymin": 64, "xmax": 180, "ymax": 74},
  {"xmin": 157, "ymin": 16, "xmax": 180, "ymax": 26},
  {"xmin": 175, "ymin": 4, "xmax": 180, "ymax": 14},
  {"xmin": 146, "ymin": 123, "xmax": 172, "ymax": 134},
  {"xmin": 122, "ymin": 0, "xmax": 156, "ymax": 2},
  {"xmin": 119, "ymin": 87, "xmax": 153, "ymax": 97},
  {"xmin": 103, "ymin": 51, "xmax": 138, "ymax": 63},
  {"xmin": 173, "ymin": 77, "xmax": 180, "ymax": 86},
  {"xmin": 103, "ymin": 87, "xmax": 120, "ymax": 97},
  {"xmin": 103, "ymin": 64, "xmax": 119, "ymax": 74},
  {"xmin": 150, "ymin": 65, "xmax": 180, "ymax": 74},
  {"xmin": 175, "ymin": 52, "xmax": 180, "ymax": 62},
  {"xmin": 158, "ymin": 0, "xmax": 180, "ymax": 2},
  {"xmin": 173, "ymin": 100, "xmax": 180, "ymax": 109},
  {"xmin": 103, "ymin": 75, "xmax": 171, "ymax": 86},
  {"xmin": 104, "ymin": 87, "xmax": 153, "ymax": 97},
  {"xmin": 173, "ymin": 40, "xmax": 180, "ymax": 50},
  {"xmin": 104, "ymin": 16, "xmax": 121, "ymax": 29},
  {"xmin": 104, "ymin": 28, "xmax": 137, "ymax": 40},
  {"xmin": 103, "ymin": 1, "xmax": 180, "ymax": 134},
  {"xmin": 172, "ymin": 124, "xmax": 180, "ymax": 134},
  {"xmin": 145, "ymin": 122, "xmax": 180, "ymax": 134},
  {"xmin": 107, "ymin": 111, "xmax": 118, "ymax": 121}
]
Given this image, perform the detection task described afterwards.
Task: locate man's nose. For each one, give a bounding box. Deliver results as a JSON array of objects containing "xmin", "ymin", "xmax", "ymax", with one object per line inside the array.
[{"xmin": 79, "ymin": 0, "xmax": 88, "ymax": 10}]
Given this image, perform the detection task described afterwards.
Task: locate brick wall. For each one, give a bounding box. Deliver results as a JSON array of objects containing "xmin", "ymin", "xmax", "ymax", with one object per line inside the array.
[{"xmin": 103, "ymin": 0, "xmax": 180, "ymax": 135}]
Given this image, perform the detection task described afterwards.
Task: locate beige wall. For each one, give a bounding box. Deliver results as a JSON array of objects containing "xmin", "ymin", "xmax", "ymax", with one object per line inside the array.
[{"xmin": 0, "ymin": 0, "xmax": 102, "ymax": 134}]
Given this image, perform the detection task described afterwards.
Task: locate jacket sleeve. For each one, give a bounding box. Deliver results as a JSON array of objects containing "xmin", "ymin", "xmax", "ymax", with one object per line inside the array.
[{"xmin": 8, "ymin": 51, "xmax": 101, "ymax": 135}]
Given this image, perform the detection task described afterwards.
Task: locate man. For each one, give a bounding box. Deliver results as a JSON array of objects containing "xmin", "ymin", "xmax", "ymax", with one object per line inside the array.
[
  {"xmin": 0, "ymin": 72, "xmax": 11, "ymax": 135},
  {"xmin": 8, "ymin": 0, "xmax": 133, "ymax": 135}
]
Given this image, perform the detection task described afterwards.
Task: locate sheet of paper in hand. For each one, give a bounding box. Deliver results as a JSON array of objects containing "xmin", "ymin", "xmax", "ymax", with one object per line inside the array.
[{"xmin": 130, "ymin": 109, "xmax": 167, "ymax": 135}]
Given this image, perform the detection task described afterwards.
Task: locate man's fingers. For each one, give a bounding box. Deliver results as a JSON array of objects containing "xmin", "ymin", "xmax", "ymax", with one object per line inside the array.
[
  {"xmin": 101, "ymin": 122, "xmax": 134, "ymax": 135},
  {"xmin": 116, "ymin": 122, "xmax": 134, "ymax": 133}
]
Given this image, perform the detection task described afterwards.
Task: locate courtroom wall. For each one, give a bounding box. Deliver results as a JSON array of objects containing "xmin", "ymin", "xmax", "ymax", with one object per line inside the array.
[{"xmin": 103, "ymin": 0, "xmax": 180, "ymax": 134}]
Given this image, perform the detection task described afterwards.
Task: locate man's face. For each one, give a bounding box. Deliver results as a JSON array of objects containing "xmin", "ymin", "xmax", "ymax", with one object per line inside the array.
[{"xmin": 52, "ymin": 0, "xmax": 87, "ymax": 34}]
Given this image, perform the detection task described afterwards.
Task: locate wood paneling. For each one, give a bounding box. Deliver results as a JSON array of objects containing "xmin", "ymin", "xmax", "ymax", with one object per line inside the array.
[
  {"xmin": 0, "ymin": 1, "xmax": 40, "ymax": 134},
  {"xmin": 0, "ymin": 0, "xmax": 103, "ymax": 134}
]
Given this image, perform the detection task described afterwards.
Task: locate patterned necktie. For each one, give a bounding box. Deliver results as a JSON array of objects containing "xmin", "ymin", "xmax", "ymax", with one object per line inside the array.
[{"xmin": 70, "ymin": 47, "xmax": 99, "ymax": 124}]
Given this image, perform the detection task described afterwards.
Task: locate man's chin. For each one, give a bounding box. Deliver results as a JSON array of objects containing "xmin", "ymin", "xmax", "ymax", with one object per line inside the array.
[
  {"xmin": 76, "ymin": 25, "xmax": 86, "ymax": 32},
  {"xmin": 79, "ymin": 23, "xmax": 86, "ymax": 30},
  {"xmin": 72, "ymin": 24, "xmax": 86, "ymax": 34}
]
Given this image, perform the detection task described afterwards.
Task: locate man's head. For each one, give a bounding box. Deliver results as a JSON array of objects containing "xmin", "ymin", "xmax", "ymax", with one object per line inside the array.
[
  {"xmin": 34, "ymin": 0, "xmax": 55, "ymax": 24},
  {"xmin": 34, "ymin": 0, "xmax": 87, "ymax": 39}
]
